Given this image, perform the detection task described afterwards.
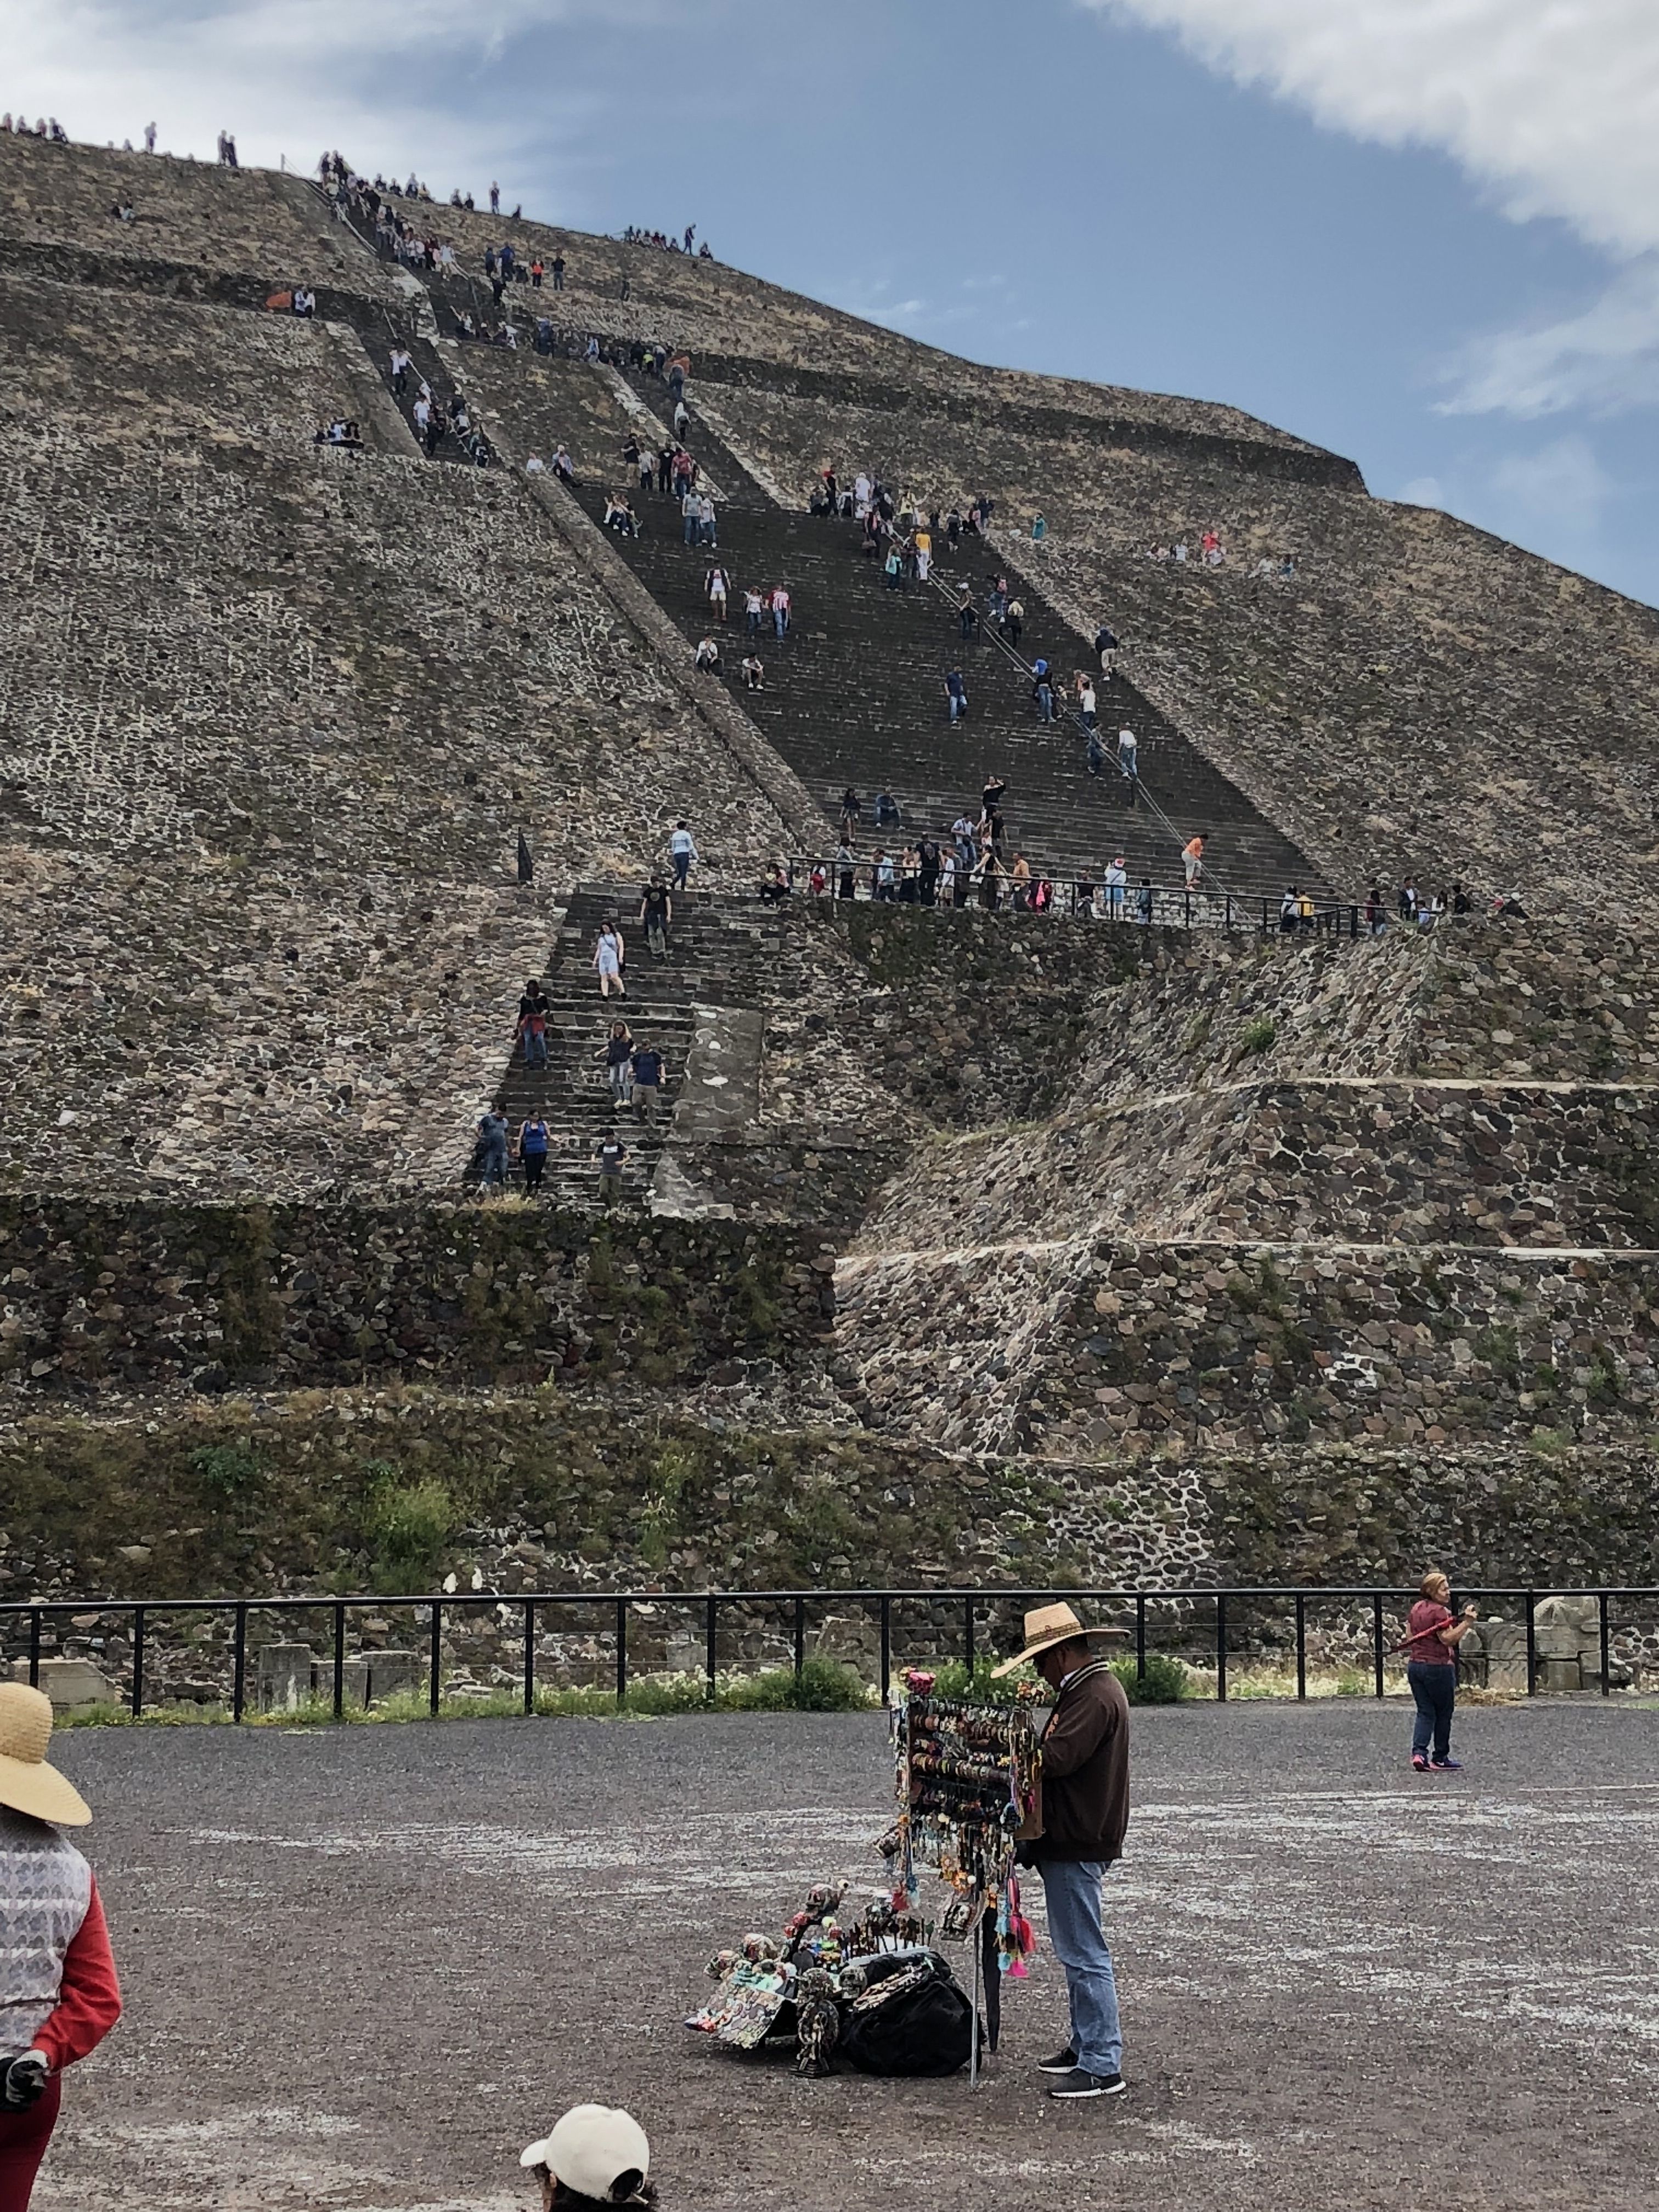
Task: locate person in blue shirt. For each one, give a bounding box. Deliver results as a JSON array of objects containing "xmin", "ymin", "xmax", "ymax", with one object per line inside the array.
[
  {"xmin": 630, "ymin": 1043, "xmax": 665, "ymax": 1122},
  {"xmin": 518, "ymin": 1114, "xmax": 550, "ymax": 1194}
]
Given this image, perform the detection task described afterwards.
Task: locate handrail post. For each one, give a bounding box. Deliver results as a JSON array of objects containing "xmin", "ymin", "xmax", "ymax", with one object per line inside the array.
[
  {"xmin": 1216, "ymin": 1594, "xmax": 1228, "ymax": 1702},
  {"xmin": 793, "ymin": 1594, "xmax": 805, "ymax": 1680},
  {"xmin": 964, "ymin": 1595, "xmax": 975, "ymax": 1680},
  {"xmin": 232, "ymin": 1601, "xmax": 248, "ymax": 1724},
  {"xmin": 706, "ymin": 1593, "xmax": 718, "ymax": 1702},
  {"xmin": 1372, "ymin": 1593, "xmax": 1385, "ymax": 1699},
  {"xmin": 428, "ymin": 1600, "xmax": 443, "ymax": 1715},
  {"xmin": 131, "ymin": 1605, "xmax": 146, "ymax": 1719},
  {"xmin": 27, "ymin": 1609, "xmax": 40, "ymax": 1689},
  {"xmin": 1525, "ymin": 1591, "xmax": 1537, "ymax": 1695},
  {"xmin": 880, "ymin": 1595, "xmax": 891, "ymax": 1704},
  {"xmin": 332, "ymin": 1602, "xmax": 346, "ymax": 1720},
  {"xmin": 523, "ymin": 1599, "xmax": 536, "ymax": 1714},
  {"xmin": 1136, "ymin": 1593, "xmax": 1147, "ymax": 1682},
  {"xmin": 1295, "ymin": 1594, "xmax": 1306, "ymax": 1702},
  {"xmin": 615, "ymin": 1598, "xmax": 628, "ymax": 1707},
  {"xmin": 1599, "ymin": 1592, "xmax": 1611, "ymax": 1698}
]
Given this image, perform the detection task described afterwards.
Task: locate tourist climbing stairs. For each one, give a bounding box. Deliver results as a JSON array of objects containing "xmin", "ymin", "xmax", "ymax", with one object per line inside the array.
[
  {"xmin": 487, "ymin": 884, "xmax": 777, "ymax": 1206},
  {"xmin": 571, "ymin": 372, "xmax": 1329, "ymax": 902}
]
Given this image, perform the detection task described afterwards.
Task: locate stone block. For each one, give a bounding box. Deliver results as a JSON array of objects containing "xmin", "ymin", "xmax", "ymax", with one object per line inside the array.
[
  {"xmin": 255, "ymin": 1641, "xmax": 315, "ymax": 1713},
  {"xmin": 332, "ymin": 1650, "xmax": 424, "ymax": 1708},
  {"xmin": 10, "ymin": 1656, "xmax": 119, "ymax": 1711}
]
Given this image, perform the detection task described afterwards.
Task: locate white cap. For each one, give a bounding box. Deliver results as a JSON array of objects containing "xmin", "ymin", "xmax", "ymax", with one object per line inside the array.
[{"xmin": 521, "ymin": 2105, "xmax": 650, "ymax": 2197}]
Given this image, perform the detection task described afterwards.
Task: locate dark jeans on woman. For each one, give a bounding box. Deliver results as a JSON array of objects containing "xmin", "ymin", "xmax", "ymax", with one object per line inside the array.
[{"xmin": 1407, "ymin": 1660, "xmax": 1455, "ymax": 1761}]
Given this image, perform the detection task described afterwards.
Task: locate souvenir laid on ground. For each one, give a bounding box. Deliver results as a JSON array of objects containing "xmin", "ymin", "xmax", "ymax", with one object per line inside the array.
[
  {"xmin": 889, "ymin": 1668, "xmax": 1042, "ymax": 2080},
  {"xmin": 687, "ymin": 1877, "xmax": 966, "ymax": 2078}
]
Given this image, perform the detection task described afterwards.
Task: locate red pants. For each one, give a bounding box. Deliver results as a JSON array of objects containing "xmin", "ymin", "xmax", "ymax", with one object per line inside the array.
[{"xmin": 0, "ymin": 2075, "xmax": 60, "ymax": 2212}]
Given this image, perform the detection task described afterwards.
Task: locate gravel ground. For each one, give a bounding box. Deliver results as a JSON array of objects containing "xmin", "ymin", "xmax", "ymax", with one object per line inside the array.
[{"xmin": 32, "ymin": 1699, "xmax": 1659, "ymax": 2212}]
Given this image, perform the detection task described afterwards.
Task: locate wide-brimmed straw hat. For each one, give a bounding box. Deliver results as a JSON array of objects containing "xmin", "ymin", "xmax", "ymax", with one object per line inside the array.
[
  {"xmin": 0, "ymin": 1682, "xmax": 92, "ymax": 1826},
  {"xmin": 992, "ymin": 1601, "xmax": 1126, "ymax": 1678},
  {"xmin": 521, "ymin": 2104, "xmax": 650, "ymax": 2198}
]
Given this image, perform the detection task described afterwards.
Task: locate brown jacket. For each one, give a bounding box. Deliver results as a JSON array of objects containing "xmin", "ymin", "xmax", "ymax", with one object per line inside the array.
[{"xmin": 1032, "ymin": 1659, "xmax": 1130, "ymax": 1864}]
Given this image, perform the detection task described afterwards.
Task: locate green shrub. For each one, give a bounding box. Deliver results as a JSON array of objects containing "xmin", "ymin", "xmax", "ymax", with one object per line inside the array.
[
  {"xmin": 929, "ymin": 1656, "xmax": 1024, "ymax": 1705},
  {"xmin": 1111, "ymin": 1655, "xmax": 1189, "ymax": 1705},
  {"xmin": 363, "ymin": 1471, "xmax": 458, "ymax": 1590},
  {"xmin": 724, "ymin": 1657, "xmax": 872, "ymax": 1712},
  {"xmin": 1239, "ymin": 1015, "xmax": 1276, "ymax": 1054},
  {"xmin": 189, "ymin": 1441, "xmax": 263, "ymax": 1497}
]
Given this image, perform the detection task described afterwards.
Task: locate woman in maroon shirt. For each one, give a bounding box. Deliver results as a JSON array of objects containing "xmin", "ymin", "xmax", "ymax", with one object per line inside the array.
[{"xmin": 1404, "ymin": 1571, "xmax": 1479, "ymax": 1772}]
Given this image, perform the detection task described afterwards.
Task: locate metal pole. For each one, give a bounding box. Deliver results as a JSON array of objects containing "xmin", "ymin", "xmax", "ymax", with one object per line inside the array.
[
  {"xmin": 1599, "ymin": 1592, "xmax": 1611, "ymax": 1699},
  {"xmin": 880, "ymin": 1595, "xmax": 891, "ymax": 1703},
  {"xmin": 964, "ymin": 1595, "xmax": 975, "ymax": 1680},
  {"xmin": 1373, "ymin": 1593, "xmax": 1385, "ymax": 1699},
  {"xmin": 1136, "ymin": 1594, "xmax": 1147, "ymax": 1681},
  {"xmin": 522, "ymin": 1600, "xmax": 536, "ymax": 1714},
  {"xmin": 332, "ymin": 1603, "xmax": 346, "ymax": 1720},
  {"xmin": 1525, "ymin": 1592, "xmax": 1537, "ymax": 1696},
  {"xmin": 1295, "ymin": 1594, "xmax": 1306, "ymax": 1702},
  {"xmin": 428, "ymin": 1601, "xmax": 442, "ymax": 1715},
  {"xmin": 27, "ymin": 1609, "xmax": 40, "ymax": 1689},
  {"xmin": 131, "ymin": 1606, "xmax": 146, "ymax": 1718},
  {"xmin": 1216, "ymin": 1594, "xmax": 1227, "ymax": 1702},
  {"xmin": 706, "ymin": 1593, "xmax": 718, "ymax": 1702},
  {"xmin": 616, "ymin": 1598, "xmax": 628, "ymax": 1707},
  {"xmin": 233, "ymin": 1602, "xmax": 247, "ymax": 1723},
  {"xmin": 793, "ymin": 1595, "xmax": 805, "ymax": 1680},
  {"xmin": 969, "ymin": 1910, "xmax": 983, "ymax": 2091}
]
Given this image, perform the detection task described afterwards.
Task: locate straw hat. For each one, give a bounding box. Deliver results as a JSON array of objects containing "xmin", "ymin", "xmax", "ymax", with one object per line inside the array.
[
  {"xmin": 992, "ymin": 1602, "xmax": 1126, "ymax": 1679},
  {"xmin": 0, "ymin": 1683, "xmax": 92, "ymax": 1827},
  {"xmin": 521, "ymin": 2105, "xmax": 650, "ymax": 2198}
]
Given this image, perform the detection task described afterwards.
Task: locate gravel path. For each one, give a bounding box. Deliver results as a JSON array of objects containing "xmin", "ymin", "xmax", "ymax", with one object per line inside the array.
[{"xmin": 34, "ymin": 1699, "xmax": 1659, "ymax": 2211}]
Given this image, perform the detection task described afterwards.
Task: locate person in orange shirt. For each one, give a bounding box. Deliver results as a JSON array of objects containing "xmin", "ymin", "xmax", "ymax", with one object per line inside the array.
[
  {"xmin": 1182, "ymin": 833, "xmax": 1206, "ymax": 889},
  {"xmin": 0, "ymin": 1684, "xmax": 122, "ymax": 2212}
]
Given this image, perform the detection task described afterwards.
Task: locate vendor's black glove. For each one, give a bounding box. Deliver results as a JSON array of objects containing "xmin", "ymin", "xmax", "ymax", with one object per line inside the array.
[{"xmin": 1, "ymin": 2054, "xmax": 48, "ymax": 2111}]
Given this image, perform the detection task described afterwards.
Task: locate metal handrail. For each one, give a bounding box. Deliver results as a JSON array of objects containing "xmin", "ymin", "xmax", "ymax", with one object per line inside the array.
[{"xmin": 3, "ymin": 1582, "xmax": 1635, "ymax": 1717}]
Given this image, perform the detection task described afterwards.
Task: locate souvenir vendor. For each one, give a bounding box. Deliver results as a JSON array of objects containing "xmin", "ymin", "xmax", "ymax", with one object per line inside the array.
[
  {"xmin": 994, "ymin": 1602, "xmax": 1130, "ymax": 2103},
  {"xmin": 0, "ymin": 1681, "xmax": 123, "ymax": 2212}
]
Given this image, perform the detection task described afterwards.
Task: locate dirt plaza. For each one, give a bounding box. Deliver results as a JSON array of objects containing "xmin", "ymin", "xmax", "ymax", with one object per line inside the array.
[{"xmin": 34, "ymin": 1699, "xmax": 1659, "ymax": 2212}]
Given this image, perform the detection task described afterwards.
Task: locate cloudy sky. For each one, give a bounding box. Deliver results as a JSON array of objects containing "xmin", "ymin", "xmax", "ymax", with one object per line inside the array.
[{"xmin": 11, "ymin": 0, "xmax": 1659, "ymax": 606}]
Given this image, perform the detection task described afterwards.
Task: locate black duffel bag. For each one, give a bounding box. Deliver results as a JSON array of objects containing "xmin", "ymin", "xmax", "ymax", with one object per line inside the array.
[{"xmin": 834, "ymin": 1951, "xmax": 978, "ymax": 2078}]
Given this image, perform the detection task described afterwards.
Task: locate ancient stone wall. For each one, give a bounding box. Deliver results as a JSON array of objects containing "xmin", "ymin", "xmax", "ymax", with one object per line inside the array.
[
  {"xmin": 3, "ymin": 1389, "xmax": 1654, "ymax": 1642},
  {"xmin": 0, "ymin": 1197, "xmax": 833, "ymax": 1396},
  {"xmin": 853, "ymin": 1081, "xmax": 1658, "ymax": 1254},
  {"xmin": 836, "ymin": 1237, "xmax": 1657, "ymax": 1456}
]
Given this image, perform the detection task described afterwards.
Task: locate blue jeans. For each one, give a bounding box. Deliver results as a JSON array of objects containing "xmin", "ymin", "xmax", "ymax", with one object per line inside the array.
[
  {"xmin": 1408, "ymin": 1662, "xmax": 1455, "ymax": 1760},
  {"xmin": 1040, "ymin": 1859, "xmax": 1121, "ymax": 2075},
  {"xmin": 774, "ymin": 610, "xmax": 787, "ymax": 637},
  {"xmin": 683, "ymin": 515, "xmax": 697, "ymax": 543}
]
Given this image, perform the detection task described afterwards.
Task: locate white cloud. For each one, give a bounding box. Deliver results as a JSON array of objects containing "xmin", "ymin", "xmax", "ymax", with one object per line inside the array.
[
  {"xmin": 1488, "ymin": 435, "xmax": 1614, "ymax": 533},
  {"xmin": 1439, "ymin": 257, "xmax": 1659, "ymax": 417},
  {"xmin": 0, "ymin": 0, "xmax": 657, "ymax": 179},
  {"xmin": 1088, "ymin": 0, "xmax": 1659, "ymax": 258},
  {"xmin": 1397, "ymin": 475, "xmax": 1444, "ymax": 507}
]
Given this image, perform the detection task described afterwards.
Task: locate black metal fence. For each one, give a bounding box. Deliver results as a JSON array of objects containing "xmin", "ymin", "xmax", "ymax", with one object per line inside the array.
[{"xmin": 2, "ymin": 1584, "xmax": 1647, "ymax": 1721}]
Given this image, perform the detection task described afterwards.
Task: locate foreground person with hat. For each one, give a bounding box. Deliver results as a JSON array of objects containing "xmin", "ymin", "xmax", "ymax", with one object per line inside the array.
[
  {"xmin": 0, "ymin": 1683, "xmax": 122, "ymax": 2211},
  {"xmin": 995, "ymin": 1602, "xmax": 1131, "ymax": 2101},
  {"xmin": 521, "ymin": 2103, "xmax": 655, "ymax": 2207}
]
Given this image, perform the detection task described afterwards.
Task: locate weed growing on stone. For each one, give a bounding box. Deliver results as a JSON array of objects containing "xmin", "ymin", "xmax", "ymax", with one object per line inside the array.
[{"xmin": 1239, "ymin": 1015, "xmax": 1276, "ymax": 1055}]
